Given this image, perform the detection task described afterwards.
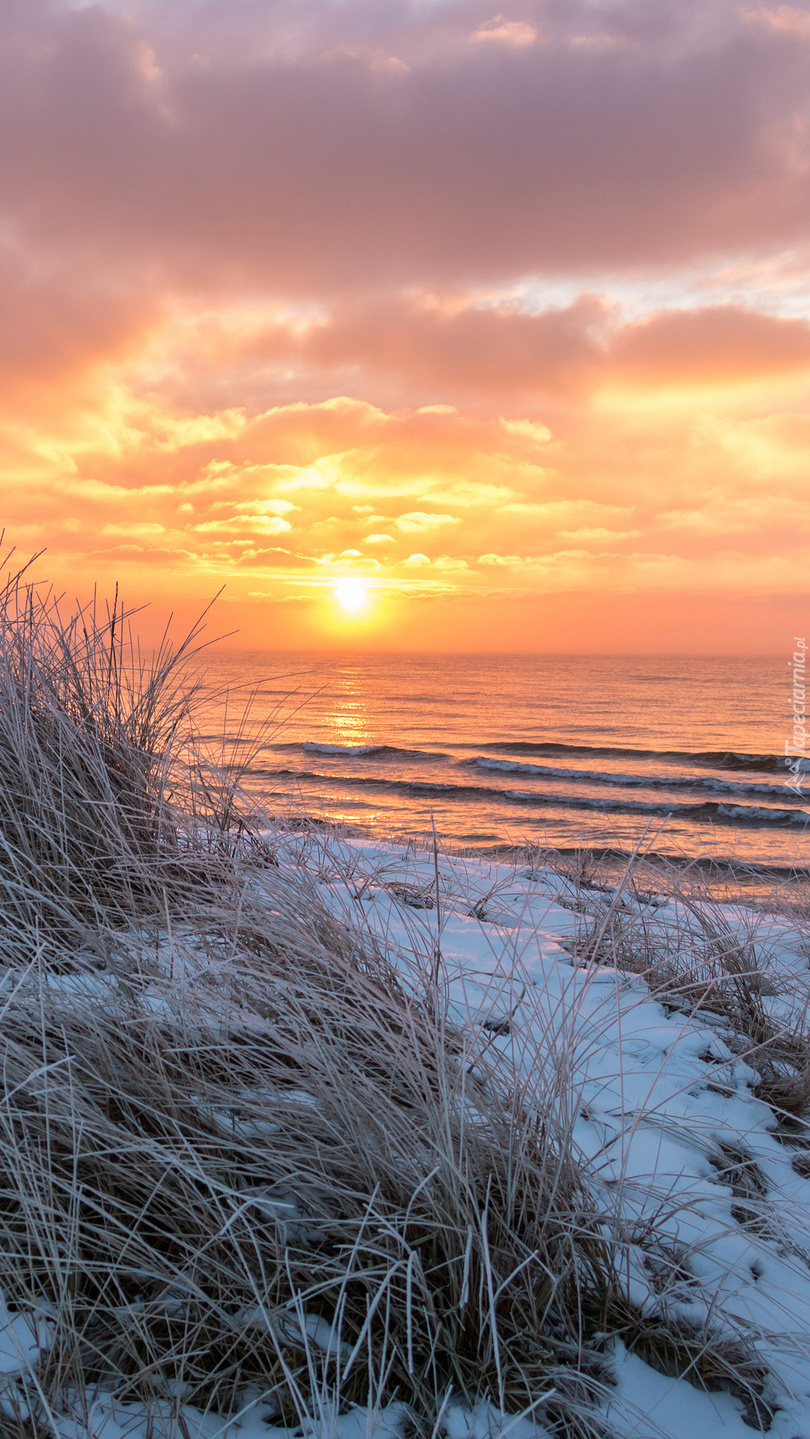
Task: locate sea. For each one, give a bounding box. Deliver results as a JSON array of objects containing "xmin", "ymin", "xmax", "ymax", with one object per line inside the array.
[{"xmin": 197, "ymin": 652, "xmax": 809, "ymax": 878}]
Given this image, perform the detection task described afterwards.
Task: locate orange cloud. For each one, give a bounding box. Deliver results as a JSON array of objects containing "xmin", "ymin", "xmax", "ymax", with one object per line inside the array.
[
  {"xmin": 610, "ymin": 307, "xmax": 810, "ymax": 388},
  {"xmin": 471, "ymin": 17, "xmax": 539, "ymax": 47}
]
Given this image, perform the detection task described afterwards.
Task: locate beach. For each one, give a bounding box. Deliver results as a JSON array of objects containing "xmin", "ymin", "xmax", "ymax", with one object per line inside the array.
[
  {"xmin": 3, "ymin": 592, "xmax": 810, "ymax": 1439},
  {"xmin": 10, "ymin": 816, "xmax": 810, "ymax": 1439}
]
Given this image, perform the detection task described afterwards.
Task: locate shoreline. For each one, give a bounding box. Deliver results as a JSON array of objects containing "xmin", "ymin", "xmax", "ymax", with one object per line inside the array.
[{"xmin": 269, "ymin": 813, "xmax": 810, "ymax": 904}]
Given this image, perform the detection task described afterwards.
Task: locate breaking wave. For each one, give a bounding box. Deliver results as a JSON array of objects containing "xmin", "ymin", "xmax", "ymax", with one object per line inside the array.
[
  {"xmin": 475, "ymin": 741, "xmax": 791, "ymax": 773},
  {"xmin": 258, "ymin": 767, "xmax": 809, "ymax": 829},
  {"xmin": 463, "ymin": 755, "xmax": 804, "ymax": 801}
]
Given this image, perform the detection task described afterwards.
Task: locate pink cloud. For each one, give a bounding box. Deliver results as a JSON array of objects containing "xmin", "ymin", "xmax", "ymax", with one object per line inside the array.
[
  {"xmin": 611, "ymin": 306, "xmax": 810, "ymax": 385},
  {"xmin": 159, "ymin": 297, "xmax": 810, "ymax": 409},
  {"xmin": 0, "ymin": 0, "xmax": 807, "ymax": 297},
  {"xmin": 471, "ymin": 17, "xmax": 538, "ymax": 47}
]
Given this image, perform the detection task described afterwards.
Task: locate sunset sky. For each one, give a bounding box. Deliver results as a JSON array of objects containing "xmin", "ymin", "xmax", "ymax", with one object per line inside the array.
[{"xmin": 2, "ymin": 0, "xmax": 809, "ymax": 652}]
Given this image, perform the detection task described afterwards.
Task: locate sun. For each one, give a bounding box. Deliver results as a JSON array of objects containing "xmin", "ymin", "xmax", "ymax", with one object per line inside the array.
[{"xmin": 334, "ymin": 579, "xmax": 370, "ymax": 613}]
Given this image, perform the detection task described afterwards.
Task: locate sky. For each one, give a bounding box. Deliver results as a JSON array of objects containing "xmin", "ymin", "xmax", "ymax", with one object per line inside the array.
[{"xmin": 1, "ymin": 0, "xmax": 809, "ymax": 652}]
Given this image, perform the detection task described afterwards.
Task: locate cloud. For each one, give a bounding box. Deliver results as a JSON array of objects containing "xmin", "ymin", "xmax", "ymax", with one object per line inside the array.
[
  {"xmin": 394, "ymin": 513, "xmax": 461, "ymax": 533},
  {"xmin": 171, "ymin": 295, "xmax": 810, "ymax": 412},
  {"xmin": 500, "ymin": 417, "xmax": 552, "ymax": 443},
  {"xmin": 193, "ymin": 516, "xmax": 293, "ymax": 535},
  {"xmin": 611, "ymin": 306, "xmax": 810, "ymax": 387},
  {"xmin": 228, "ymin": 498, "xmax": 298, "ymax": 516},
  {"xmin": 471, "ymin": 17, "xmax": 538, "ymax": 47},
  {"xmin": 102, "ymin": 522, "xmax": 166, "ymax": 537},
  {"xmin": 745, "ymin": 6, "xmax": 810, "ymax": 36},
  {"xmin": 0, "ymin": 0, "xmax": 809, "ymax": 298}
]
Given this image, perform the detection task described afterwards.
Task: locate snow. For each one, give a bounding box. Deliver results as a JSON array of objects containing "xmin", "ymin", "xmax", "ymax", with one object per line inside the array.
[
  {"xmin": 605, "ymin": 1343, "xmax": 774, "ymax": 1439},
  {"xmin": 44, "ymin": 1394, "xmax": 558, "ymax": 1439},
  {"xmin": 49, "ymin": 1396, "xmax": 412, "ymax": 1439},
  {"xmin": 0, "ymin": 1295, "xmax": 51, "ymax": 1375}
]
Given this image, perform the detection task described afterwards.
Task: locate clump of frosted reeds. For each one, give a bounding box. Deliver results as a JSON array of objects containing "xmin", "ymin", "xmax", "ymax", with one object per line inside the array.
[
  {"xmin": 562, "ymin": 846, "xmax": 810, "ymax": 1121},
  {"xmin": 0, "ymin": 872, "xmax": 620, "ymax": 1437},
  {"xmin": 0, "ymin": 559, "xmax": 263, "ymax": 968}
]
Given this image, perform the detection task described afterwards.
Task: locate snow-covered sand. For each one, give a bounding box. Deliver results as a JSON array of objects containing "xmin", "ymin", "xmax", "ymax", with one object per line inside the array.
[
  {"xmin": 274, "ymin": 832, "xmax": 810, "ymax": 1438},
  {"xmin": 4, "ymin": 829, "xmax": 810, "ymax": 1439}
]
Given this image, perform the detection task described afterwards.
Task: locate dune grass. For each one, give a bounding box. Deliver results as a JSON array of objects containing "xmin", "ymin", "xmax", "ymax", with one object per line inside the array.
[
  {"xmin": 0, "ymin": 565, "xmax": 805, "ymax": 1438},
  {"xmin": 565, "ymin": 853, "xmax": 810, "ymax": 1122}
]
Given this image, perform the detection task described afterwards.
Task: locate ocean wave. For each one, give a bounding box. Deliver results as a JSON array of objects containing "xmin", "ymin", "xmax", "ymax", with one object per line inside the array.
[
  {"xmin": 477, "ymin": 741, "xmax": 791, "ymax": 773},
  {"xmin": 270, "ymin": 741, "xmax": 447, "ymax": 762},
  {"xmin": 500, "ymin": 793, "xmax": 809, "ymax": 827},
  {"xmin": 267, "ymin": 737, "xmax": 803, "ymax": 777},
  {"xmin": 716, "ymin": 803, "xmax": 809, "ymax": 824},
  {"xmin": 256, "ymin": 767, "xmax": 809, "ymax": 828},
  {"xmin": 463, "ymin": 755, "xmax": 805, "ymax": 801}
]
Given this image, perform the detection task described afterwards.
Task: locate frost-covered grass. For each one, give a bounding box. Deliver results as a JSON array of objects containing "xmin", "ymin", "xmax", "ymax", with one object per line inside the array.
[{"xmin": 1, "ymin": 572, "xmax": 810, "ymax": 1438}]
